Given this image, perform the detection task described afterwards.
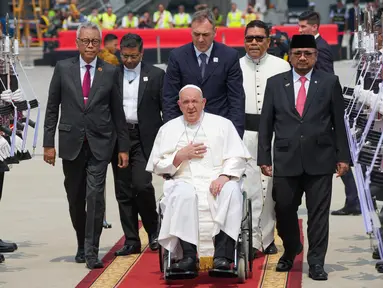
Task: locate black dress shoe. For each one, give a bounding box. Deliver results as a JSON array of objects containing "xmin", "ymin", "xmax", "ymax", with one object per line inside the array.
[
  {"xmin": 309, "ymin": 264, "xmax": 328, "ymax": 280},
  {"xmin": 331, "ymin": 206, "xmax": 361, "ymax": 216},
  {"xmin": 264, "ymin": 241, "xmax": 278, "ymax": 254},
  {"xmin": 0, "ymin": 253, "xmax": 4, "ymax": 263},
  {"xmin": 170, "ymin": 257, "xmax": 197, "ymax": 272},
  {"xmin": 114, "ymin": 244, "xmax": 141, "ymax": 256},
  {"xmin": 0, "ymin": 239, "xmax": 17, "ymax": 253},
  {"xmin": 373, "ymin": 247, "xmax": 381, "ymax": 260},
  {"xmin": 75, "ymin": 248, "xmax": 85, "ymax": 263},
  {"xmin": 86, "ymin": 258, "xmax": 104, "ymax": 270},
  {"xmin": 148, "ymin": 233, "xmax": 159, "ymax": 251},
  {"xmin": 276, "ymin": 243, "xmax": 303, "ymax": 272},
  {"xmin": 213, "ymin": 257, "xmax": 231, "ymax": 270}
]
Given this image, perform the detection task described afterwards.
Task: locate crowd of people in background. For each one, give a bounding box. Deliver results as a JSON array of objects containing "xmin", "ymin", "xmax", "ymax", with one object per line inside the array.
[{"xmin": 45, "ymin": 1, "xmax": 269, "ymax": 32}]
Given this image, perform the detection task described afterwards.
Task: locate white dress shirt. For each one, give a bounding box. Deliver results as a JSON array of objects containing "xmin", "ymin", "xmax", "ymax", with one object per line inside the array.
[
  {"xmin": 79, "ymin": 56, "xmax": 97, "ymax": 86},
  {"xmin": 292, "ymin": 68, "xmax": 313, "ymax": 105},
  {"xmin": 194, "ymin": 43, "xmax": 214, "ymax": 65},
  {"xmin": 123, "ymin": 62, "xmax": 141, "ymax": 123}
]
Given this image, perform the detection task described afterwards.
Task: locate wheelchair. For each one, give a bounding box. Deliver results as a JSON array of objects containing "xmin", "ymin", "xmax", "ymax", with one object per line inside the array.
[{"xmin": 157, "ymin": 175, "xmax": 253, "ymax": 284}]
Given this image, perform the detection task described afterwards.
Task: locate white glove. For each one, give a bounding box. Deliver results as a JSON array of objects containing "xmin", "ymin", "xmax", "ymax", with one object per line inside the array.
[
  {"xmin": 1, "ymin": 89, "xmax": 12, "ymax": 102},
  {"xmin": 14, "ymin": 135, "xmax": 23, "ymax": 152},
  {"xmin": 12, "ymin": 89, "xmax": 23, "ymax": 102},
  {"xmin": 0, "ymin": 137, "xmax": 10, "ymax": 159}
]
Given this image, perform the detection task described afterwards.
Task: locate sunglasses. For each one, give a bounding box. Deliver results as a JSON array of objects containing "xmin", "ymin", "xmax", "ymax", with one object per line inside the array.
[{"xmin": 245, "ymin": 35, "xmax": 268, "ymax": 43}]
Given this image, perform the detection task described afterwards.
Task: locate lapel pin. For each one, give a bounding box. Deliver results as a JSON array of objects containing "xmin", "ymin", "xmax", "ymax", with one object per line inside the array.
[
  {"xmin": 98, "ymin": 67, "xmax": 102, "ymax": 71},
  {"xmin": 285, "ymin": 83, "xmax": 290, "ymax": 87},
  {"xmin": 315, "ymin": 80, "xmax": 317, "ymax": 84},
  {"xmin": 143, "ymin": 76, "xmax": 148, "ymax": 82},
  {"xmin": 213, "ymin": 57, "xmax": 218, "ymax": 63}
]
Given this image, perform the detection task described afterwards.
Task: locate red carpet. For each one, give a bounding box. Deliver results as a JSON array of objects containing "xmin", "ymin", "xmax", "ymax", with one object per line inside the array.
[{"xmin": 77, "ymin": 220, "xmax": 304, "ymax": 288}]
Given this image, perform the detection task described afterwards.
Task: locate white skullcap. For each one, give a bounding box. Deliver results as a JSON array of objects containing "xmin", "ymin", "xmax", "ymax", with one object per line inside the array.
[{"xmin": 179, "ymin": 84, "xmax": 203, "ymax": 96}]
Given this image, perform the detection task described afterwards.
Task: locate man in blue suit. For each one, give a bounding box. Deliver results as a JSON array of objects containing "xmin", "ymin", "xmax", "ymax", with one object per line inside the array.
[{"xmin": 162, "ymin": 9, "xmax": 245, "ymax": 137}]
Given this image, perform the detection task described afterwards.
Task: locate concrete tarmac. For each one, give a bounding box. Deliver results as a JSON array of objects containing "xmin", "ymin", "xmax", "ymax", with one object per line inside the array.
[{"xmin": 0, "ymin": 60, "xmax": 382, "ymax": 287}]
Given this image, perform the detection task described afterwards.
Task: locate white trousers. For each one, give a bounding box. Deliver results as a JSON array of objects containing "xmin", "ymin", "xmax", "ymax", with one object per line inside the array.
[{"xmin": 158, "ymin": 180, "xmax": 243, "ymax": 259}]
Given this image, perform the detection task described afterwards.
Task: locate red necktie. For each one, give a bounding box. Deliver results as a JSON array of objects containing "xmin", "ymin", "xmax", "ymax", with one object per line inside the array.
[
  {"xmin": 82, "ymin": 64, "xmax": 91, "ymax": 105},
  {"xmin": 296, "ymin": 76, "xmax": 307, "ymax": 116}
]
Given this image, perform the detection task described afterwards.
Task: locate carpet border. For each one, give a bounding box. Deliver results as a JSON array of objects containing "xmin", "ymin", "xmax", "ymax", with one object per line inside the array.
[{"xmin": 76, "ymin": 222, "xmax": 143, "ymax": 288}]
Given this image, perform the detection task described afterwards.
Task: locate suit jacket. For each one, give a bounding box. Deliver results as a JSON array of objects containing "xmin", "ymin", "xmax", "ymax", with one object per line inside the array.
[
  {"xmin": 118, "ymin": 62, "xmax": 164, "ymax": 159},
  {"xmin": 43, "ymin": 57, "xmax": 130, "ymax": 161},
  {"xmin": 257, "ymin": 69, "xmax": 350, "ymax": 177},
  {"xmin": 162, "ymin": 41, "xmax": 245, "ymax": 137},
  {"xmin": 315, "ymin": 36, "xmax": 334, "ymax": 74}
]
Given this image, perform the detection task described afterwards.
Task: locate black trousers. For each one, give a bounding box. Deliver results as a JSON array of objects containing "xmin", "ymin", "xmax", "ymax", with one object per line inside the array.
[
  {"xmin": 273, "ymin": 174, "xmax": 332, "ymax": 266},
  {"xmin": 181, "ymin": 231, "xmax": 235, "ymax": 261},
  {"xmin": 62, "ymin": 141, "xmax": 109, "ymax": 259},
  {"xmin": 0, "ymin": 172, "xmax": 4, "ymax": 201},
  {"xmin": 341, "ymin": 169, "xmax": 359, "ymax": 208},
  {"xmin": 111, "ymin": 127, "xmax": 158, "ymax": 246}
]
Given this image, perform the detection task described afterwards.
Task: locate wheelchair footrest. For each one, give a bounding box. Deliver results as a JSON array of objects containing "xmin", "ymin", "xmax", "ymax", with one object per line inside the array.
[
  {"xmin": 165, "ymin": 271, "xmax": 198, "ymax": 280},
  {"xmin": 208, "ymin": 269, "xmax": 238, "ymax": 278}
]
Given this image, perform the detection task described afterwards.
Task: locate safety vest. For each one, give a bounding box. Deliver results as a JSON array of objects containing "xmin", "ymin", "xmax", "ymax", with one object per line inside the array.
[
  {"xmin": 332, "ymin": 8, "xmax": 346, "ymax": 31},
  {"xmin": 154, "ymin": 11, "xmax": 172, "ymax": 29},
  {"xmin": 244, "ymin": 13, "xmax": 257, "ymax": 25},
  {"xmin": 227, "ymin": 10, "xmax": 242, "ymax": 27},
  {"xmin": 101, "ymin": 13, "xmax": 117, "ymax": 29},
  {"xmin": 214, "ymin": 14, "xmax": 223, "ymax": 26},
  {"xmin": 122, "ymin": 16, "xmax": 138, "ymax": 28},
  {"xmin": 174, "ymin": 13, "xmax": 189, "ymax": 28},
  {"xmin": 87, "ymin": 15, "xmax": 101, "ymax": 26},
  {"xmin": 41, "ymin": 15, "xmax": 49, "ymax": 33}
]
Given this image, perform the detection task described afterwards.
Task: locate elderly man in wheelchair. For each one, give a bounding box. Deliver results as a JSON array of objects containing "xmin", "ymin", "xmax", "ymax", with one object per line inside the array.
[{"xmin": 146, "ymin": 85, "xmax": 252, "ymax": 281}]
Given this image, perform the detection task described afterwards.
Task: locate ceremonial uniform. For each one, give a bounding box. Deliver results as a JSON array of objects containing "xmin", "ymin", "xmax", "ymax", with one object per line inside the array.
[{"xmin": 240, "ymin": 53, "xmax": 291, "ymax": 251}]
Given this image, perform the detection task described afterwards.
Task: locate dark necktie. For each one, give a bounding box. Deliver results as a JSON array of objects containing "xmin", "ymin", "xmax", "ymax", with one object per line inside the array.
[
  {"xmin": 199, "ymin": 53, "xmax": 207, "ymax": 79},
  {"xmin": 82, "ymin": 64, "xmax": 91, "ymax": 105}
]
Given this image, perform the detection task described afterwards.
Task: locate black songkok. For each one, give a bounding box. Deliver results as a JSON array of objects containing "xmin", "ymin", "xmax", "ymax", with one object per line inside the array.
[{"xmin": 289, "ymin": 34, "xmax": 317, "ymax": 50}]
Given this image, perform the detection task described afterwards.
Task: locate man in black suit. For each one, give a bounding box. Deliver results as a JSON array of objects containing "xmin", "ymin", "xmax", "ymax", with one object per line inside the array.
[
  {"xmin": 112, "ymin": 33, "xmax": 163, "ymax": 256},
  {"xmin": 298, "ymin": 11, "xmax": 334, "ymax": 74},
  {"xmin": 257, "ymin": 35, "xmax": 350, "ymax": 281},
  {"xmin": 43, "ymin": 22, "xmax": 130, "ymax": 269},
  {"xmin": 299, "ymin": 10, "xmax": 361, "ymax": 216},
  {"xmin": 162, "ymin": 8, "xmax": 245, "ymax": 137}
]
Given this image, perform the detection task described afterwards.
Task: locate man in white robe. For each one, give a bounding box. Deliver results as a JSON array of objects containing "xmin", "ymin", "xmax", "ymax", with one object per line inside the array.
[
  {"xmin": 240, "ymin": 20, "xmax": 291, "ymax": 256},
  {"xmin": 146, "ymin": 84, "xmax": 251, "ymax": 273}
]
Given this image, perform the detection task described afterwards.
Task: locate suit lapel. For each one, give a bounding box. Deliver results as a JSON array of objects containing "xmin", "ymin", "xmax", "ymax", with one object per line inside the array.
[
  {"xmin": 70, "ymin": 58, "xmax": 85, "ymax": 109},
  {"xmin": 302, "ymin": 71, "xmax": 319, "ymax": 118},
  {"xmin": 283, "ymin": 72, "xmax": 300, "ymax": 119},
  {"xmin": 119, "ymin": 64, "xmax": 124, "ymax": 97},
  {"xmin": 86, "ymin": 58, "xmax": 104, "ymax": 109},
  {"xmin": 202, "ymin": 43, "xmax": 219, "ymax": 84},
  {"xmin": 137, "ymin": 62, "xmax": 149, "ymax": 108},
  {"xmin": 185, "ymin": 43, "xmax": 202, "ymax": 83}
]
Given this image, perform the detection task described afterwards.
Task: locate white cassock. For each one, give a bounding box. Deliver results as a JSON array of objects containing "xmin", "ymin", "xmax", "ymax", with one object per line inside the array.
[
  {"xmin": 146, "ymin": 112, "xmax": 251, "ymax": 259},
  {"xmin": 240, "ymin": 53, "xmax": 291, "ymax": 250}
]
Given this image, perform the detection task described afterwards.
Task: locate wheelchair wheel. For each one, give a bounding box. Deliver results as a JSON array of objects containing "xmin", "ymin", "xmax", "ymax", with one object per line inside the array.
[
  {"xmin": 248, "ymin": 199, "xmax": 253, "ymax": 273},
  {"xmin": 237, "ymin": 257, "xmax": 246, "ymax": 283}
]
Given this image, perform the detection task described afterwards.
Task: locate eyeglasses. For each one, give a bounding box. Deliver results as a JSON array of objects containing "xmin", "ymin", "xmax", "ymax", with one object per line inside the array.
[
  {"xmin": 245, "ymin": 35, "xmax": 267, "ymax": 43},
  {"xmin": 121, "ymin": 54, "xmax": 141, "ymax": 60},
  {"xmin": 292, "ymin": 51, "xmax": 316, "ymax": 57},
  {"xmin": 77, "ymin": 38, "xmax": 101, "ymax": 46}
]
